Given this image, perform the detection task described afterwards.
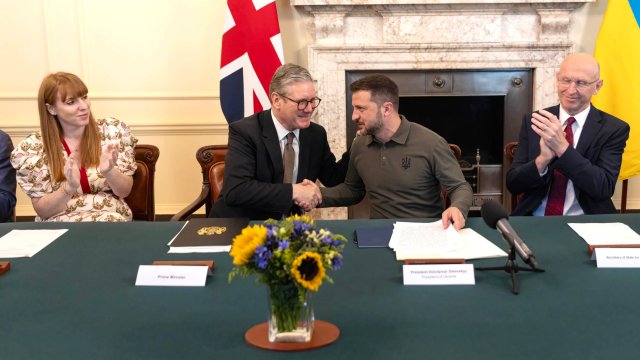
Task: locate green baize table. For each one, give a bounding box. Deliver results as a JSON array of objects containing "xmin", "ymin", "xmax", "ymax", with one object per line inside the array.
[{"xmin": 2, "ymin": 215, "xmax": 639, "ymax": 359}]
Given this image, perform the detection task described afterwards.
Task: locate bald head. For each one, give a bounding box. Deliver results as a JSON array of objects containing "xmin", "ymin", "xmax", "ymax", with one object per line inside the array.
[
  {"xmin": 556, "ymin": 53, "xmax": 603, "ymax": 115},
  {"xmin": 559, "ymin": 53, "xmax": 600, "ymax": 80}
]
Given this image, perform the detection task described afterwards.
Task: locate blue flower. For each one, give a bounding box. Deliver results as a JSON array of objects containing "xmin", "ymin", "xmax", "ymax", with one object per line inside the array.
[
  {"xmin": 318, "ymin": 230, "xmax": 330, "ymax": 243},
  {"xmin": 278, "ymin": 239, "xmax": 290, "ymax": 251},
  {"xmin": 254, "ymin": 246, "xmax": 272, "ymax": 270},
  {"xmin": 293, "ymin": 221, "xmax": 312, "ymax": 236},
  {"xmin": 318, "ymin": 229, "xmax": 339, "ymax": 246},
  {"xmin": 331, "ymin": 254, "xmax": 343, "ymax": 270},
  {"xmin": 265, "ymin": 224, "xmax": 278, "ymax": 238}
]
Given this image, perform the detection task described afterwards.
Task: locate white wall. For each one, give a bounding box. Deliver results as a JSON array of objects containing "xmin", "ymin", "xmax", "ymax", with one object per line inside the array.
[
  {"xmin": 1, "ymin": 0, "xmax": 637, "ymax": 217},
  {"xmin": 1, "ymin": 0, "xmax": 229, "ymax": 216}
]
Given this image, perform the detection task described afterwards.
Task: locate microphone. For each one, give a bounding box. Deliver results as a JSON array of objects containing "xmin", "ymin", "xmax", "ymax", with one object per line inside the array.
[{"xmin": 481, "ymin": 200, "xmax": 538, "ymax": 270}]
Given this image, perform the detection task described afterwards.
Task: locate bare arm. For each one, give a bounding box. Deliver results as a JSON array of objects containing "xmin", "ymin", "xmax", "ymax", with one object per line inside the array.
[{"xmin": 99, "ymin": 143, "xmax": 133, "ymax": 198}]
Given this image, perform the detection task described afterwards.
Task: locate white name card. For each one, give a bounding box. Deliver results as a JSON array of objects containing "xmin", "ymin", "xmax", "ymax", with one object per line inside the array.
[
  {"xmin": 135, "ymin": 265, "xmax": 208, "ymax": 286},
  {"xmin": 595, "ymin": 248, "xmax": 640, "ymax": 268},
  {"xmin": 403, "ymin": 264, "xmax": 475, "ymax": 285}
]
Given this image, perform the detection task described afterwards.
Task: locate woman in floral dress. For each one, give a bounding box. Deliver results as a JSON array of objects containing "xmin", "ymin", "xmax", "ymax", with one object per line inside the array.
[{"xmin": 11, "ymin": 72, "xmax": 137, "ymax": 222}]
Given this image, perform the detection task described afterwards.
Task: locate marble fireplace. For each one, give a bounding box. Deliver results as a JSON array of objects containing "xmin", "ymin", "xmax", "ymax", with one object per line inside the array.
[{"xmin": 290, "ymin": 0, "xmax": 593, "ymax": 219}]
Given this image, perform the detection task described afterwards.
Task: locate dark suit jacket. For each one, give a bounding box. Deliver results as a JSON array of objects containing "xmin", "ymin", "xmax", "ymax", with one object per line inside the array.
[
  {"xmin": 210, "ymin": 110, "xmax": 349, "ymax": 220},
  {"xmin": 506, "ymin": 104, "xmax": 629, "ymax": 215},
  {"xmin": 0, "ymin": 130, "xmax": 16, "ymax": 222}
]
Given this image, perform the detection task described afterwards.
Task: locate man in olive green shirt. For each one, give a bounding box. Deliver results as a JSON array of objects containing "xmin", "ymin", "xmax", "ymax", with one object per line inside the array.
[{"xmin": 300, "ymin": 74, "xmax": 472, "ymax": 230}]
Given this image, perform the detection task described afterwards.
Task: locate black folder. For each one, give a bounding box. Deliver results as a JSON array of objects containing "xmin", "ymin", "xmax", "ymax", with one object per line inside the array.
[{"xmin": 353, "ymin": 225, "xmax": 393, "ymax": 248}]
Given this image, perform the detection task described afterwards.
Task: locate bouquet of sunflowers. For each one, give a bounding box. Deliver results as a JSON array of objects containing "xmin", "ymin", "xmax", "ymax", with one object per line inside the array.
[{"xmin": 229, "ymin": 215, "xmax": 347, "ymax": 334}]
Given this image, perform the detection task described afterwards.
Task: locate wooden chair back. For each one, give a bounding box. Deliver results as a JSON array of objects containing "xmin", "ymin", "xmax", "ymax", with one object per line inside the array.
[
  {"xmin": 209, "ymin": 161, "xmax": 225, "ymax": 205},
  {"xmin": 171, "ymin": 145, "xmax": 228, "ymax": 221},
  {"xmin": 125, "ymin": 144, "xmax": 160, "ymax": 221},
  {"xmin": 504, "ymin": 141, "xmax": 520, "ymax": 210}
]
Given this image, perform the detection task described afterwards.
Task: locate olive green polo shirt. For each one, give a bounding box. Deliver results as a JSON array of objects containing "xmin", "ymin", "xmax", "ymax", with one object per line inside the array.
[{"xmin": 321, "ymin": 116, "xmax": 472, "ymax": 218}]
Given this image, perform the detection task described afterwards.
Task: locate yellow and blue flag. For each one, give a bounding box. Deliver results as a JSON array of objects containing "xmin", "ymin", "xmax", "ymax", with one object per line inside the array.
[{"xmin": 593, "ymin": 0, "xmax": 640, "ymax": 180}]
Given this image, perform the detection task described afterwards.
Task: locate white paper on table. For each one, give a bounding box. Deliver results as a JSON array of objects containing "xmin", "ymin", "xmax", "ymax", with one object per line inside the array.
[
  {"xmin": 0, "ymin": 229, "xmax": 68, "ymax": 258},
  {"xmin": 168, "ymin": 245, "xmax": 231, "ymax": 253},
  {"xmin": 393, "ymin": 222, "xmax": 507, "ymax": 260},
  {"xmin": 568, "ymin": 222, "xmax": 640, "ymax": 245}
]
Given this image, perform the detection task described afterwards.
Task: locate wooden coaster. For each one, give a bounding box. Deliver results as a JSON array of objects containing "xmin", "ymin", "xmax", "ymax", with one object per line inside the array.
[{"xmin": 244, "ymin": 320, "xmax": 339, "ymax": 351}]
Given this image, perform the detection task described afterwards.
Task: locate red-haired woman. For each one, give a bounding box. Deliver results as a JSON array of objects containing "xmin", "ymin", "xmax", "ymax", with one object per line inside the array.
[{"xmin": 11, "ymin": 72, "xmax": 137, "ymax": 221}]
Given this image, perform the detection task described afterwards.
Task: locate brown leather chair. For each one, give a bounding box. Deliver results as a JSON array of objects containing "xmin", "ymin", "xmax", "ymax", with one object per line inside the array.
[
  {"xmin": 504, "ymin": 141, "xmax": 520, "ymax": 210},
  {"xmin": 504, "ymin": 142, "xmax": 518, "ymax": 164},
  {"xmin": 448, "ymin": 143, "xmax": 462, "ymax": 161},
  {"xmin": 440, "ymin": 144, "xmax": 463, "ymax": 207},
  {"xmin": 124, "ymin": 144, "xmax": 160, "ymax": 221},
  {"xmin": 171, "ymin": 145, "xmax": 228, "ymax": 221}
]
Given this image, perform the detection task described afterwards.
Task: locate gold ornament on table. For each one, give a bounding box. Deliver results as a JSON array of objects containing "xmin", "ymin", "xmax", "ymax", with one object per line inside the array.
[
  {"xmin": 197, "ymin": 226, "xmax": 226, "ymax": 236},
  {"xmin": 229, "ymin": 215, "xmax": 346, "ymax": 346}
]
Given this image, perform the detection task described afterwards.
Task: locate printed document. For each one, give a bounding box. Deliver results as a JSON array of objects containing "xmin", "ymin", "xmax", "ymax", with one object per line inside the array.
[{"xmin": 390, "ymin": 221, "xmax": 507, "ymax": 260}]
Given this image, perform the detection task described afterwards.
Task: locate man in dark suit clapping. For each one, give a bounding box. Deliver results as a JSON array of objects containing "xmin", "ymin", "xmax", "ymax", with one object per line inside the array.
[{"xmin": 507, "ymin": 53, "xmax": 630, "ymax": 216}]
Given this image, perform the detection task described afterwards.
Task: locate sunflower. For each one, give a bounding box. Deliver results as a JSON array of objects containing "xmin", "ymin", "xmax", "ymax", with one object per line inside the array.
[
  {"xmin": 230, "ymin": 225, "xmax": 267, "ymax": 265},
  {"xmin": 291, "ymin": 252, "xmax": 325, "ymax": 291}
]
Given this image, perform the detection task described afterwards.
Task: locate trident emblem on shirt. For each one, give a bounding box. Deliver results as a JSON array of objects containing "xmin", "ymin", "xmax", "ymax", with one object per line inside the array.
[{"xmin": 401, "ymin": 156, "xmax": 411, "ymax": 170}]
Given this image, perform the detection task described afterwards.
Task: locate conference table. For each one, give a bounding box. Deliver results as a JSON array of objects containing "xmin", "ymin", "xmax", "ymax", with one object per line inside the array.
[{"xmin": 2, "ymin": 214, "xmax": 639, "ymax": 359}]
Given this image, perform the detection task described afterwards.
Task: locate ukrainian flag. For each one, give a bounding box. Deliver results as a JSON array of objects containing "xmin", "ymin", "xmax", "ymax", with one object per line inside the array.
[{"xmin": 593, "ymin": 0, "xmax": 640, "ymax": 180}]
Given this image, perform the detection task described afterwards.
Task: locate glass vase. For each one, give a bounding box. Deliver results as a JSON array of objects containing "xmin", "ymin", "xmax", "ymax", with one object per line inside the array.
[{"xmin": 267, "ymin": 283, "xmax": 314, "ymax": 343}]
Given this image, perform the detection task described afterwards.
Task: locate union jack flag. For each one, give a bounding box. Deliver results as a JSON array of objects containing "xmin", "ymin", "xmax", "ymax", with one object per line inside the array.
[{"xmin": 220, "ymin": 0, "xmax": 284, "ymax": 123}]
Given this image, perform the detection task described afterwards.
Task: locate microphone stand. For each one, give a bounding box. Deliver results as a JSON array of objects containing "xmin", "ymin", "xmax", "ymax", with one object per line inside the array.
[{"xmin": 476, "ymin": 243, "xmax": 544, "ymax": 295}]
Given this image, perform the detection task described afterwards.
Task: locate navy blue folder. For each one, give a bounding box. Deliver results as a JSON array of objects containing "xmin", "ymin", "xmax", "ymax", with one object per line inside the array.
[{"xmin": 353, "ymin": 225, "xmax": 393, "ymax": 248}]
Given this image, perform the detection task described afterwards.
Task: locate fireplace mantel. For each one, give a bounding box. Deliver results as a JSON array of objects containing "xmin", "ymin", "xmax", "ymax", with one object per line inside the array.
[
  {"xmin": 291, "ymin": 0, "xmax": 593, "ymax": 43},
  {"xmin": 290, "ymin": 0, "xmax": 594, "ymax": 218}
]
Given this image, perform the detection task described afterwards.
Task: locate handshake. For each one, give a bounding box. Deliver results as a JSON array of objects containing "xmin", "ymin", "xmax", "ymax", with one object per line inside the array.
[{"xmin": 292, "ymin": 179, "xmax": 322, "ymax": 212}]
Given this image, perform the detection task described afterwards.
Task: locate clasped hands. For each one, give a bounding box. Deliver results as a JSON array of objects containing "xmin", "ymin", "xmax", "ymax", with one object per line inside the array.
[
  {"xmin": 290, "ymin": 179, "xmax": 466, "ymax": 231},
  {"xmin": 292, "ymin": 179, "xmax": 322, "ymax": 212},
  {"xmin": 530, "ymin": 109, "xmax": 571, "ymax": 170},
  {"xmin": 64, "ymin": 144, "xmax": 119, "ymax": 191}
]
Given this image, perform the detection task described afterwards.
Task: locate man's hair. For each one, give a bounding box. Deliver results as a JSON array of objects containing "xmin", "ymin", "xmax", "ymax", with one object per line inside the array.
[
  {"xmin": 269, "ymin": 63, "xmax": 314, "ymax": 97},
  {"xmin": 350, "ymin": 74, "xmax": 399, "ymax": 110}
]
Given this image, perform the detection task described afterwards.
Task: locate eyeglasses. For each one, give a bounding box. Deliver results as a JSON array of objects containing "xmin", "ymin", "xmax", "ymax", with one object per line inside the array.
[
  {"xmin": 557, "ymin": 77, "xmax": 599, "ymax": 90},
  {"xmin": 279, "ymin": 94, "xmax": 322, "ymax": 110}
]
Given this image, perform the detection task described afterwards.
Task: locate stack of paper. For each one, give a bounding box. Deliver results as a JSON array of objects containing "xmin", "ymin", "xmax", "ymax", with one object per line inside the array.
[
  {"xmin": 0, "ymin": 229, "xmax": 68, "ymax": 258},
  {"xmin": 568, "ymin": 222, "xmax": 640, "ymax": 246},
  {"xmin": 390, "ymin": 221, "xmax": 507, "ymax": 261}
]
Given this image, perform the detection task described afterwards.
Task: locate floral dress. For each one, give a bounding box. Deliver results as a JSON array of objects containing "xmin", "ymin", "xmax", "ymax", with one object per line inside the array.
[{"xmin": 11, "ymin": 118, "xmax": 138, "ymax": 222}]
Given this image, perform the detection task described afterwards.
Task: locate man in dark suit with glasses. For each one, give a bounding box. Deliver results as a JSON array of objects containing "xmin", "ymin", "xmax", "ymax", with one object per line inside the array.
[{"xmin": 210, "ymin": 63, "xmax": 348, "ymax": 220}]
